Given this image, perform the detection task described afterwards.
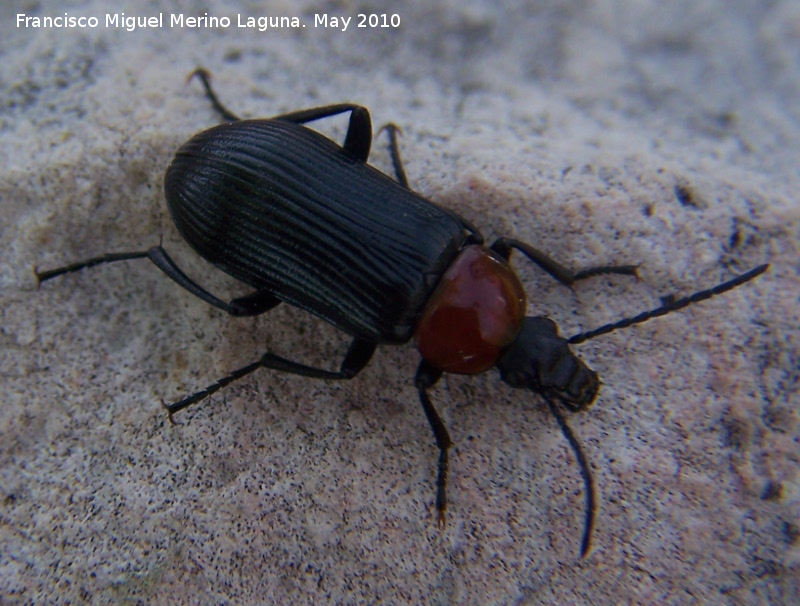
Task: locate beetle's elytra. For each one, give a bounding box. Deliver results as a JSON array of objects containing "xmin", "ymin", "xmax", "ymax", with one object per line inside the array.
[
  {"xmin": 37, "ymin": 68, "xmax": 768, "ymax": 557},
  {"xmin": 165, "ymin": 116, "xmax": 471, "ymax": 343}
]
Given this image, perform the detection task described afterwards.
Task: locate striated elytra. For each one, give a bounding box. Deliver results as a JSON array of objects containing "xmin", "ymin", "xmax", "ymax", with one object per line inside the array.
[
  {"xmin": 165, "ymin": 116, "xmax": 471, "ymax": 344},
  {"xmin": 37, "ymin": 69, "xmax": 769, "ymax": 557}
]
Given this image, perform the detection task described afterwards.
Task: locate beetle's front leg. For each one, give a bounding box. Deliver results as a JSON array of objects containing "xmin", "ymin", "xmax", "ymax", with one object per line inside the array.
[{"xmin": 490, "ymin": 237, "xmax": 638, "ymax": 287}]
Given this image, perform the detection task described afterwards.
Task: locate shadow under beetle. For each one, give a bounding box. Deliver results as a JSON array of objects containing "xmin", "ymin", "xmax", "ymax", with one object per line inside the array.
[{"xmin": 37, "ymin": 69, "xmax": 768, "ymax": 557}]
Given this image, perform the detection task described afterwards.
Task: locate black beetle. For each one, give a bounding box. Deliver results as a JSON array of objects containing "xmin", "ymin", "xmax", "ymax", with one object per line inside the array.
[{"xmin": 37, "ymin": 69, "xmax": 768, "ymax": 557}]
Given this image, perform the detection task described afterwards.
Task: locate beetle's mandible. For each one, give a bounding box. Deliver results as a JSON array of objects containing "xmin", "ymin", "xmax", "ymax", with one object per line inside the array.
[{"xmin": 37, "ymin": 69, "xmax": 769, "ymax": 557}]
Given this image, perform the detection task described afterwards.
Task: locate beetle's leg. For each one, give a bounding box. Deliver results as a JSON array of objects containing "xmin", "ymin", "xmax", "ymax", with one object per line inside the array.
[
  {"xmin": 341, "ymin": 106, "xmax": 372, "ymax": 162},
  {"xmin": 190, "ymin": 68, "xmax": 374, "ymax": 158},
  {"xmin": 490, "ymin": 237, "xmax": 638, "ymax": 287},
  {"xmin": 148, "ymin": 246, "xmax": 284, "ymax": 315},
  {"xmin": 270, "ymin": 104, "xmax": 373, "ymax": 162},
  {"xmin": 225, "ymin": 290, "xmax": 282, "ymax": 316},
  {"xmin": 190, "ymin": 68, "xmax": 375, "ymax": 156},
  {"xmin": 379, "ymin": 124, "xmax": 484, "ymax": 244},
  {"xmin": 189, "ymin": 68, "xmax": 241, "ymax": 122},
  {"xmin": 37, "ymin": 246, "xmax": 279, "ymax": 317},
  {"xmin": 163, "ymin": 338, "xmax": 377, "ymax": 418},
  {"xmin": 414, "ymin": 360, "xmax": 452, "ymax": 526},
  {"xmin": 540, "ymin": 393, "xmax": 596, "ymax": 558},
  {"xmin": 378, "ymin": 123, "xmax": 410, "ymax": 188},
  {"xmin": 36, "ymin": 251, "xmax": 151, "ymax": 282}
]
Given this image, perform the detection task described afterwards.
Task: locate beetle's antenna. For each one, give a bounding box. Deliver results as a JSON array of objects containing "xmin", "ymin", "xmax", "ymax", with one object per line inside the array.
[
  {"xmin": 568, "ymin": 264, "xmax": 768, "ymax": 345},
  {"xmin": 543, "ymin": 392, "xmax": 595, "ymax": 558}
]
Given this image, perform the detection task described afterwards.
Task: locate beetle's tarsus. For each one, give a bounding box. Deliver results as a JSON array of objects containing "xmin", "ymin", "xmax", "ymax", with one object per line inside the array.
[
  {"xmin": 543, "ymin": 394, "xmax": 595, "ymax": 559},
  {"xmin": 34, "ymin": 251, "xmax": 151, "ymax": 283},
  {"xmin": 571, "ymin": 264, "xmax": 639, "ymax": 282},
  {"xmin": 380, "ymin": 121, "xmax": 410, "ymax": 188},
  {"xmin": 161, "ymin": 400, "xmax": 178, "ymax": 425},
  {"xmin": 415, "ymin": 361, "xmax": 454, "ymax": 526},
  {"xmin": 187, "ymin": 67, "xmax": 210, "ymax": 85},
  {"xmin": 377, "ymin": 122, "xmax": 403, "ymax": 137},
  {"xmin": 491, "ymin": 237, "xmax": 638, "ymax": 287}
]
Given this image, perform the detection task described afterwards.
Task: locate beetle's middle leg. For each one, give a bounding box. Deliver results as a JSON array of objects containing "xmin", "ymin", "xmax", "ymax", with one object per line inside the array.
[
  {"xmin": 414, "ymin": 360, "xmax": 452, "ymax": 526},
  {"xmin": 163, "ymin": 338, "xmax": 377, "ymax": 419}
]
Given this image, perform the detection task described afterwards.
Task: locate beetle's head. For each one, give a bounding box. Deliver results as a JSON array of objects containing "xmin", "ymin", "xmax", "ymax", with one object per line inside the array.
[{"xmin": 496, "ymin": 316, "xmax": 599, "ymax": 410}]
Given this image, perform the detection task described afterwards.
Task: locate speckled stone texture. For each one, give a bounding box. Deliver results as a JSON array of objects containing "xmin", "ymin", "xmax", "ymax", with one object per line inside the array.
[{"xmin": 1, "ymin": 1, "xmax": 798, "ymax": 604}]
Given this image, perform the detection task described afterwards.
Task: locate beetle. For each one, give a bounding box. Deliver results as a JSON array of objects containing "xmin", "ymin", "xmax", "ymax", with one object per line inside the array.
[{"xmin": 37, "ymin": 68, "xmax": 768, "ymax": 557}]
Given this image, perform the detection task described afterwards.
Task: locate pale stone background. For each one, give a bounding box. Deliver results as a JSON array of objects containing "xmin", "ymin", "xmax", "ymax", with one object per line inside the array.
[{"xmin": 1, "ymin": 0, "xmax": 798, "ymax": 603}]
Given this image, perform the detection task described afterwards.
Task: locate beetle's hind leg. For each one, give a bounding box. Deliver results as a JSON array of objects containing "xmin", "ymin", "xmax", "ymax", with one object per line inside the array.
[
  {"xmin": 37, "ymin": 245, "xmax": 280, "ymax": 317},
  {"xmin": 36, "ymin": 251, "xmax": 151, "ymax": 283},
  {"xmin": 163, "ymin": 338, "xmax": 377, "ymax": 419},
  {"xmin": 189, "ymin": 68, "xmax": 241, "ymax": 122},
  {"xmin": 491, "ymin": 237, "xmax": 638, "ymax": 287},
  {"xmin": 271, "ymin": 104, "xmax": 373, "ymax": 163},
  {"xmin": 192, "ymin": 69, "xmax": 374, "ymax": 161}
]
